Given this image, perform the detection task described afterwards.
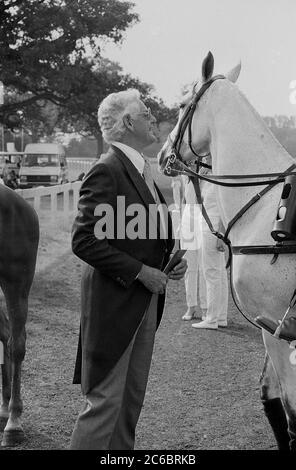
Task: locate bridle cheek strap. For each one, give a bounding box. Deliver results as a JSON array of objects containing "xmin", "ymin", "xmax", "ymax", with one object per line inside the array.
[{"xmin": 170, "ymin": 74, "xmax": 225, "ymax": 163}]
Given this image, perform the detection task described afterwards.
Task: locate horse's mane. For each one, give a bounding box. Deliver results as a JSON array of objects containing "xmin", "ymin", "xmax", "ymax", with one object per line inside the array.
[{"xmin": 209, "ymin": 79, "xmax": 294, "ymax": 164}]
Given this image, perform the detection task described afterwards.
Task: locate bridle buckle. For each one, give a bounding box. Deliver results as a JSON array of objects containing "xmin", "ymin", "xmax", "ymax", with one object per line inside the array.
[{"xmin": 169, "ymin": 152, "xmax": 177, "ymax": 164}]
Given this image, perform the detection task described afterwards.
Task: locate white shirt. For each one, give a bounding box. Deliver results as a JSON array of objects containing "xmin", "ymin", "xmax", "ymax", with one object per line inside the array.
[
  {"xmin": 180, "ymin": 177, "xmax": 202, "ymax": 249},
  {"xmin": 111, "ymin": 141, "xmax": 167, "ymax": 238},
  {"xmin": 112, "ymin": 142, "xmax": 145, "ymax": 175}
]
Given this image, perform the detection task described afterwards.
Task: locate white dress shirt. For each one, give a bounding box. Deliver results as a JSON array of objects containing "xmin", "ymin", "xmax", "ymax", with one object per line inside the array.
[
  {"xmin": 112, "ymin": 142, "xmax": 145, "ymax": 175},
  {"xmin": 111, "ymin": 142, "xmax": 167, "ymax": 238}
]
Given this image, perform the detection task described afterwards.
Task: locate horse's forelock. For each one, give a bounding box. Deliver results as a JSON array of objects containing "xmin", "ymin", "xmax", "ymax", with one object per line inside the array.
[{"xmin": 179, "ymin": 81, "xmax": 198, "ymax": 106}]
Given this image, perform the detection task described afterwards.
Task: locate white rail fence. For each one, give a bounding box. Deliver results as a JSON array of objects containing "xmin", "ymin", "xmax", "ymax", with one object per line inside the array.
[
  {"xmin": 16, "ymin": 181, "xmax": 82, "ymax": 218},
  {"xmin": 15, "ymin": 158, "xmax": 97, "ymax": 218}
]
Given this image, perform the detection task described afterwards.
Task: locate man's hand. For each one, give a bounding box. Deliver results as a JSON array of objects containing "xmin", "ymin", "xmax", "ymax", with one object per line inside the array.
[
  {"xmin": 137, "ymin": 264, "xmax": 168, "ymax": 294},
  {"xmin": 168, "ymin": 258, "xmax": 187, "ymax": 280}
]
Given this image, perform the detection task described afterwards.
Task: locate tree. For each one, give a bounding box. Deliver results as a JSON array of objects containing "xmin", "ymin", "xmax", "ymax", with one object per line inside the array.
[
  {"xmin": 66, "ymin": 137, "xmax": 97, "ymax": 159},
  {"xmin": 0, "ymin": 1, "xmax": 177, "ymax": 155},
  {"xmin": 0, "ymin": 0, "xmax": 139, "ymax": 128},
  {"xmin": 263, "ymin": 115, "xmax": 296, "ymax": 157},
  {"xmin": 55, "ymin": 58, "xmax": 178, "ymax": 154}
]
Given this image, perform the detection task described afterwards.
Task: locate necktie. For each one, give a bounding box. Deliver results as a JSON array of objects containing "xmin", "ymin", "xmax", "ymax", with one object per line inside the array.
[
  {"xmin": 142, "ymin": 157, "xmax": 168, "ymax": 239},
  {"xmin": 143, "ymin": 158, "xmax": 156, "ymax": 200}
]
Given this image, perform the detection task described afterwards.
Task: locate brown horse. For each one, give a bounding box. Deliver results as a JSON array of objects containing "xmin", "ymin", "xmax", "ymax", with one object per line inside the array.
[{"xmin": 0, "ymin": 184, "xmax": 39, "ymax": 446}]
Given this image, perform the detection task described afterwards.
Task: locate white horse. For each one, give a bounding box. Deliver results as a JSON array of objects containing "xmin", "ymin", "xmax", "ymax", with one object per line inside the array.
[{"xmin": 158, "ymin": 52, "xmax": 296, "ymax": 450}]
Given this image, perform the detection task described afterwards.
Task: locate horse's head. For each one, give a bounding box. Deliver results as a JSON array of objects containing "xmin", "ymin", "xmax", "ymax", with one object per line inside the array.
[{"xmin": 158, "ymin": 52, "xmax": 241, "ymax": 176}]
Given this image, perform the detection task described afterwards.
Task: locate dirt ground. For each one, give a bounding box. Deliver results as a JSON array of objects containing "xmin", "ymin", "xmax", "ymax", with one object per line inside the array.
[{"xmin": 0, "ymin": 208, "xmax": 278, "ymax": 452}]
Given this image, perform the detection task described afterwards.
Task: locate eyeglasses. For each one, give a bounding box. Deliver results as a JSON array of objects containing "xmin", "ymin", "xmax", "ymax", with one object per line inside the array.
[{"xmin": 137, "ymin": 107, "xmax": 152, "ymax": 120}]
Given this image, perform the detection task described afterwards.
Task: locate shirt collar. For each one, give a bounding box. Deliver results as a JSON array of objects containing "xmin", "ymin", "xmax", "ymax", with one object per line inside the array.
[{"xmin": 112, "ymin": 142, "xmax": 145, "ymax": 175}]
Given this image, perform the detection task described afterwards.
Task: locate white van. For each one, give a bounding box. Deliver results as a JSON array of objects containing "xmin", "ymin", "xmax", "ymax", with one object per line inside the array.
[{"xmin": 19, "ymin": 143, "xmax": 69, "ymax": 187}]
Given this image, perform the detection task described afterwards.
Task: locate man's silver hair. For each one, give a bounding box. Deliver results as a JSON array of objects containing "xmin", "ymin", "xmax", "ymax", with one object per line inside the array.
[{"xmin": 98, "ymin": 89, "xmax": 142, "ymax": 143}]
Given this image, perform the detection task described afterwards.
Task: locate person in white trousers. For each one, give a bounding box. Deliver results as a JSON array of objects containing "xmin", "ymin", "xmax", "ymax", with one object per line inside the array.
[
  {"xmin": 192, "ymin": 162, "xmax": 229, "ymax": 330},
  {"xmin": 171, "ymin": 173, "xmax": 207, "ymax": 321}
]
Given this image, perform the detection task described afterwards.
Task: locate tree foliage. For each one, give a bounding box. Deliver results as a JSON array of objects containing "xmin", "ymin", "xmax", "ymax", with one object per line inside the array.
[
  {"xmin": 0, "ymin": 0, "xmax": 139, "ymax": 127},
  {"xmin": 263, "ymin": 115, "xmax": 296, "ymax": 157},
  {"xmin": 0, "ymin": 0, "xmax": 177, "ymax": 154},
  {"xmin": 55, "ymin": 58, "xmax": 178, "ymax": 150}
]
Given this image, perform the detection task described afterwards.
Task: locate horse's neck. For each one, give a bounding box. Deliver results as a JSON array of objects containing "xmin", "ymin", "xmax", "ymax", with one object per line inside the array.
[{"xmin": 209, "ymin": 82, "xmax": 294, "ymax": 228}]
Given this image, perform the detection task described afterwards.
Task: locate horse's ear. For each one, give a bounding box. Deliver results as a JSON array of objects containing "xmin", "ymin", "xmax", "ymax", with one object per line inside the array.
[
  {"xmin": 225, "ymin": 61, "xmax": 241, "ymax": 83},
  {"xmin": 201, "ymin": 51, "xmax": 214, "ymax": 82}
]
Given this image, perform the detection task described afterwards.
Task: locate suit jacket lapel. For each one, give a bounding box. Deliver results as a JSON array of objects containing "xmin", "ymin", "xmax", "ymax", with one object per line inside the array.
[
  {"xmin": 111, "ymin": 145, "xmax": 171, "ymax": 246},
  {"xmin": 111, "ymin": 145, "xmax": 156, "ymax": 210}
]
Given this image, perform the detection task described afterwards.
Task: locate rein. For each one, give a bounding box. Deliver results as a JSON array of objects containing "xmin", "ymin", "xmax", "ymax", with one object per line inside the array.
[
  {"xmin": 188, "ymin": 163, "xmax": 296, "ymax": 331},
  {"xmin": 164, "ymin": 74, "xmax": 296, "ymax": 330},
  {"xmin": 164, "ymin": 153, "xmax": 296, "ymax": 187}
]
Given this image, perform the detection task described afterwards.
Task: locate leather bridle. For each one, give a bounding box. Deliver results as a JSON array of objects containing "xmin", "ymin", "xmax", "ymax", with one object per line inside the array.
[
  {"xmin": 170, "ymin": 75, "xmax": 225, "ymax": 164},
  {"xmin": 161, "ymin": 75, "xmax": 296, "ymax": 330}
]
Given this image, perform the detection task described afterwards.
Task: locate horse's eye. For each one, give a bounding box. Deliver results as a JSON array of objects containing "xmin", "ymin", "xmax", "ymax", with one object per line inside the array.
[{"xmin": 179, "ymin": 103, "xmax": 185, "ymax": 110}]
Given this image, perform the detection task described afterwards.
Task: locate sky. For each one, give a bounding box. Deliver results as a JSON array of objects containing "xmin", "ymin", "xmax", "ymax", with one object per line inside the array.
[{"xmin": 102, "ymin": 0, "xmax": 296, "ymax": 116}]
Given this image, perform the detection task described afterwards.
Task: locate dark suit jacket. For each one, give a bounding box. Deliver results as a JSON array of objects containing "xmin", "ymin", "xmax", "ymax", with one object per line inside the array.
[{"xmin": 72, "ymin": 145, "xmax": 175, "ymax": 394}]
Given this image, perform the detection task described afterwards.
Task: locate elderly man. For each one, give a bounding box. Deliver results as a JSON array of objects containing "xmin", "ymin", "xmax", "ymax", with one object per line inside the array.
[{"xmin": 70, "ymin": 89, "xmax": 187, "ymax": 450}]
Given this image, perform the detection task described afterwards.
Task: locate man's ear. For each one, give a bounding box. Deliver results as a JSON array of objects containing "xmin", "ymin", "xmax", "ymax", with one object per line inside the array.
[{"xmin": 122, "ymin": 113, "xmax": 133, "ymax": 130}]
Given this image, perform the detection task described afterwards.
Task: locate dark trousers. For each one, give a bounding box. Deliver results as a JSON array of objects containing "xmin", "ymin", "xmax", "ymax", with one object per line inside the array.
[{"xmin": 70, "ymin": 294, "xmax": 158, "ymax": 450}]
